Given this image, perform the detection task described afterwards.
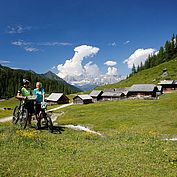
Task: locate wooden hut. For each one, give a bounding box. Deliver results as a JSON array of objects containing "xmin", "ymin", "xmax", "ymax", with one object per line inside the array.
[
  {"xmin": 114, "ymin": 87, "xmax": 129, "ymax": 97},
  {"xmin": 158, "ymin": 80, "xmax": 177, "ymax": 92},
  {"xmin": 89, "ymin": 90, "xmax": 103, "ymax": 102},
  {"xmin": 73, "ymin": 95, "xmax": 93, "ymax": 104},
  {"xmin": 101, "ymin": 92, "xmax": 125, "ymax": 101},
  {"xmin": 46, "ymin": 93, "xmax": 69, "ymax": 104},
  {"xmin": 157, "ymin": 86, "xmax": 163, "ymax": 96},
  {"xmin": 127, "ymin": 84, "xmax": 158, "ymax": 98}
]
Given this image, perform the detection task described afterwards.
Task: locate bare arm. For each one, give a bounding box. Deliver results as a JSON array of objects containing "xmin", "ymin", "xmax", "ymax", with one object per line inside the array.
[{"xmin": 16, "ymin": 93, "xmax": 25, "ymax": 100}]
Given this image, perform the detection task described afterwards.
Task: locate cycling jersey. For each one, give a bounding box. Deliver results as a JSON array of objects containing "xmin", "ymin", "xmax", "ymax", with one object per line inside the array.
[
  {"xmin": 34, "ymin": 88, "xmax": 45, "ymax": 103},
  {"xmin": 18, "ymin": 86, "xmax": 32, "ymax": 97}
]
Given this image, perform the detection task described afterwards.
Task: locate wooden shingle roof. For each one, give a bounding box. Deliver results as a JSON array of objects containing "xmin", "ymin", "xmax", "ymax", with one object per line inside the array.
[
  {"xmin": 102, "ymin": 92, "xmax": 124, "ymax": 97},
  {"xmin": 89, "ymin": 90, "xmax": 103, "ymax": 97},
  {"xmin": 46, "ymin": 93, "xmax": 64, "ymax": 101},
  {"xmin": 158, "ymin": 80, "xmax": 174, "ymax": 85},
  {"xmin": 74, "ymin": 95, "xmax": 92, "ymax": 100},
  {"xmin": 128, "ymin": 84, "xmax": 157, "ymax": 92}
]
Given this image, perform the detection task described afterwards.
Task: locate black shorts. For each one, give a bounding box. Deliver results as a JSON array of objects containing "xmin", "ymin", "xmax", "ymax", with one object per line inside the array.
[
  {"xmin": 35, "ymin": 104, "xmax": 42, "ymax": 114},
  {"xmin": 24, "ymin": 101, "xmax": 34, "ymax": 114}
]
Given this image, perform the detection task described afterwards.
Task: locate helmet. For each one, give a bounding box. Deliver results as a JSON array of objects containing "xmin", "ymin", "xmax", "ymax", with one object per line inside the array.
[{"xmin": 23, "ymin": 79, "xmax": 30, "ymax": 84}]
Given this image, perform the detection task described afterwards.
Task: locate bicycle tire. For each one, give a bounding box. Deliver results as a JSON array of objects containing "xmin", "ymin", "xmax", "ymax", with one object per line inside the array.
[
  {"xmin": 45, "ymin": 113, "xmax": 53, "ymax": 133},
  {"xmin": 20, "ymin": 109, "xmax": 28, "ymax": 129},
  {"xmin": 12, "ymin": 106, "xmax": 20, "ymax": 124}
]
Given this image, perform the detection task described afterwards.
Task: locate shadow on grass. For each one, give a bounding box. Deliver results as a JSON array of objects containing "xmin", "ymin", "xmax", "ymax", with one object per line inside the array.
[{"xmin": 35, "ymin": 125, "xmax": 65, "ymax": 134}]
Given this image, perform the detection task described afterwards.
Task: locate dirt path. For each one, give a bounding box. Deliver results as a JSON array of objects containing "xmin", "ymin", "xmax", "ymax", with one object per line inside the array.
[{"xmin": 0, "ymin": 103, "xmax": 73, "ymax": 123}]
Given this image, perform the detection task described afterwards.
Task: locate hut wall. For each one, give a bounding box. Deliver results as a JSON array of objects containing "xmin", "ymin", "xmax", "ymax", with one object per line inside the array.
[{"xmin": 73, "ymin": 97, "xmax": 84, "ymax": 104}]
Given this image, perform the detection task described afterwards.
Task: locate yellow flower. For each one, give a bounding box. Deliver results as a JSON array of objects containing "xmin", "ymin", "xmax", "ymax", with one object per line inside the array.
[{"xmin": 16, "ymin": 129, "xmax": 37, "ymax": 138}]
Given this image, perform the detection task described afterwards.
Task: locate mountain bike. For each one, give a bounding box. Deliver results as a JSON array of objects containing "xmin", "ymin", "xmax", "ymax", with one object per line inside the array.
[
  {"xmin": 38, "ymin": 101, "xmax": 53, "ymax": 133},
  {"xmin": 13, "ymin": 97, "xmax": 53, "ymax": 132},
  {"xmin": 12, "ymin": 96, "xmax": 36, "ymax": 129}
]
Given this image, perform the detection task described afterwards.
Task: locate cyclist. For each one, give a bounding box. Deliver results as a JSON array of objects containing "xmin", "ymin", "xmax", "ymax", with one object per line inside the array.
[
  {"xmin": 16, "ymin": 79, "xmax": 34, "ymax": 127},
  {"xmin": 34, "ymin": 82, "xmax": 45, "ymax": 129}
]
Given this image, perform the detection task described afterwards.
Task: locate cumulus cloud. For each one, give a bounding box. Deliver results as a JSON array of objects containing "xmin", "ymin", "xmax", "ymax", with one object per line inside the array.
[
  {"xmin": 84, "ymin": 61, "xmax": 100, "ymax": 76},
  {"xmin": 104, "ymin": 60, "xmax": 117, "ymax": 66},
  {"xmin": 56, "ymin": 45, "xmax": 123, "ymax": 86},
  {"xmin": 57, "ymin": 45, "xmax": 99, "ymax": 78},
  {"xmin": 123, "ymin": 48, "xmax": 156, "ymax": 68},
  {"xmin": 7, "ymin": 25, "xmax": 31, "ymax": 34},
  {"xmin": 106, "ymin": 67, "xmax": 118, "ymax": 75}
]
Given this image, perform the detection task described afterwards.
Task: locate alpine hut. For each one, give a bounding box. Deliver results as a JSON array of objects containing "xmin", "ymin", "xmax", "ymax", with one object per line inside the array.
[
  {"xmin": 73, "ymin": 95, "xmax": 93, "ymax": 104},
  {"xmin": 89, "ymin": 90, "xmax": 103, "ymax": 102},
  {"xmin": 158, "ymin": 80, "xmax": 177, "ymax": 93},
  {"xmin": 127, "ymin": 84, "xmax": 158, "ymax": 99},
  {"xmin": 101, "ymin": 91, "xmax": 125, "ymax": 101},
  {"xmin": 46, "ymin": 93, "xmax": 69, "ymax": 104}
]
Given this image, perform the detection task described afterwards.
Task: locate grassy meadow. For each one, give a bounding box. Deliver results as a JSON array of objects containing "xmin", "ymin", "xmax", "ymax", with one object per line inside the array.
[
  {"xmin": 0, "ymin": 98, "xmax": 18, "ymax": 118},
  {"xmin": 0, "ymin": 92, "xmax": 177, "ymax": 176},
  {"xmin": 96, "ymin": 58, "xmax": 177, "ymax": 90}
]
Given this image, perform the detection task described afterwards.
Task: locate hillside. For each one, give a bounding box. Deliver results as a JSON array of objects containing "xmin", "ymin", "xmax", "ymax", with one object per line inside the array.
[
  {"xmin": 1, "ymin": 92, "xmax": 177, "ymax": 176},
  {"xmin": 42, "ymin": 71, "xmax": 82, "ymax": 93},
  {"xmin": 0, "ymin": 65, "xmax": 81, "ymax": 98},
  {"xmin": 96, "ymin": 57, "xmax": 177, "ymax": 90}
]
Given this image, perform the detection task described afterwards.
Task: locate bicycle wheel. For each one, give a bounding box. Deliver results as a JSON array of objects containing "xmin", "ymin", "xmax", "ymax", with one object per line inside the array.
[
  {"xmin": 12, "ymin": 106, "xmax": 20, "ymax": 124},
  {"xmin": 45, "ymin": 113, "xmax": 53, "ymax": 133},
  {"xmin": 20, "ymin": 108, "xmax": 28, "ymax": 129}
]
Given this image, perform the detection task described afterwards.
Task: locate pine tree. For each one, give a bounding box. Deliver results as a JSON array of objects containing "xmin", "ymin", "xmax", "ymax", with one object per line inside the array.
[{"xmin": 132, "ymin": 64, "xmax": 136, "ymax": 75}]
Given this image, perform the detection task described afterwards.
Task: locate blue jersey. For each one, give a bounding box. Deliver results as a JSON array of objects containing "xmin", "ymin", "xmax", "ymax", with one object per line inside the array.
[{"xmin": 34, "ymin": 88, "xmax": 45, "ymax": 103}]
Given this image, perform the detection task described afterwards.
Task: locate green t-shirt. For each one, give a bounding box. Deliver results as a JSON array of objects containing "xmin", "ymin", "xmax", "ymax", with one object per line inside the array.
[{"xmin": 18, "ymin": 86, "xmax": 32, "ymax": 97}]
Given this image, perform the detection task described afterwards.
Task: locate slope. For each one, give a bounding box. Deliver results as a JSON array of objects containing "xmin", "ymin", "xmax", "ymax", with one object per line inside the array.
[
  {"xmin": 96, "ymin": 57, "xmax": 177, "ymax": 89},
  {"xmin": 0, "ymin": 65, "xmax": 81, "ymax": 98}
]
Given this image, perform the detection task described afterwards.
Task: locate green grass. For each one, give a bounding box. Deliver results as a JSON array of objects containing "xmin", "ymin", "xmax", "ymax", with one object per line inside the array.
[
  {"xmin": 0, "ymin": 98, "xmax": 18, "ymax": 118},
  {"xmin": 0, "ymin": 94, "xmax": 74, "ymax": 118},
  {"xmin": 96, "ymin": 58, "xmax": 177, "ymax": 90},
  {"xmin": 0, "ymin": 93, "xmax": 177, "ymax": 176}
]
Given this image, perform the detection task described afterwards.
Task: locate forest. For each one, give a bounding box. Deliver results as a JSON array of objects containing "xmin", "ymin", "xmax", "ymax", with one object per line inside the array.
[
  {"xmin": 130, "ymin": 34, "xmax": 177, "ymax": 76},
  {"xmin": 0, "ymin": 66, "xmax": 80, "ymax": 99}
]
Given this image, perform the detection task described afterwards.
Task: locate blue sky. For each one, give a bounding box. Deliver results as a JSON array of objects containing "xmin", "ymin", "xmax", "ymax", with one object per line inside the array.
[{"xmin": 0, "ymin": 0, "xmax": 177, "ymax": 77}]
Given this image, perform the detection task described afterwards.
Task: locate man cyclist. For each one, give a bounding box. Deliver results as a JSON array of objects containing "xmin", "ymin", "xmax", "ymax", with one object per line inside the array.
[{"xmin": 16, "ymin": 79, "xmax": 34, "ymax": 127}]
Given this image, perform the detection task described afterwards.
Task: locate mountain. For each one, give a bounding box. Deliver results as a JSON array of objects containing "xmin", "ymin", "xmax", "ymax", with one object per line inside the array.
[
  {"xmin": 42, "ymin": 71, "xmax": 81, "ymax": 92},
  {"xmin": 0, "ymin": 65, "xmax": 81, "ymax": 99},
  {"xmin": 63, "ymin": 74, "xmax": 125, "ymax": 91},
  {"xmin": 76, "ymin": 84, "xmax": 98, "ymax": 91},
  {"xmin": 41, "ymin": 71, "xmax": 66, "ymax": 82},
  {"xmin": 96, "ymin": 57, "xmax": 177, "ymax": 90}
]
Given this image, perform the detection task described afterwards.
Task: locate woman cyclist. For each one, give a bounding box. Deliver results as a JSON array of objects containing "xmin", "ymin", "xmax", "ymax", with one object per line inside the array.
[{"xmin": 34, "ymin": 82, "xmax": 45, "ymax": 129}]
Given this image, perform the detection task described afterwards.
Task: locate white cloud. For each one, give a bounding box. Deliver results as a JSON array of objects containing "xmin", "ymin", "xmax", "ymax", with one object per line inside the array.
[
  {"xmin": 24, "ymin": 47, "xmax": 39, "ymax": 52},
  {"xmin": 11, "ymin": 40, "xmax": 32, "ymax": 46},
  {"xmin": 0, "ymin": 60, "xmax": 10, "ymax": 64},
  {"xmin": 7, "ymin": 25, "xmax": 31, "ymax": 34},
  {"xmin": 123, "ymin": 48, "xmax": 156, "ymax": 68},
  {"xmin": 84, "ymin": 61, "xmax": 100, "ymax": 76},
  {"xmin": 109, "ymin": 42, "xmax": 117, "ymax": 47},
  {"xmin": 124, "ymin": 40, "xmax": 130, "ymax": 45},
  {"xmin": 56, "ymin": 45, "xmax": 123, "ymax": 87},
  {"xmin": 12, "ymin": 40, "xmax": 39, "ymax": 53},
  {"xmin": 38, "ymin": 42, "xmax": 72, "ymax": 46},
  {"xmin": 104, "ymin": 60, "xmax": 117, "ymax": 66},
  {"xmin": 106, "ymin": 67, "xmax": 118, "ymax": 75},
  {"xmin": 57, "ymin": 45, "xmax": 99, "ymax": 78}
]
